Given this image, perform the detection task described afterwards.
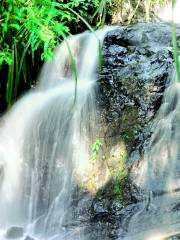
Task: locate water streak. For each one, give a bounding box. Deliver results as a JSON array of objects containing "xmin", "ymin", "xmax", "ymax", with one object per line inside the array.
[
  {"xmin": 0, "ymin": 27, "xmax": 113, "ymax": 240},
  {"xmin": 123, "ymin": 73, "xmax": 180, "ymax": 239}
]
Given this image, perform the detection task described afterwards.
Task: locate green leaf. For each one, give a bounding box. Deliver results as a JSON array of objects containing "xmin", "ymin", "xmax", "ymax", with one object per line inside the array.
[
  {"xmin": 172, "ymin": 0, "xmax": 177, "ymax": 8},
  {"xmin": 5, "ymin": 56, "xmax": 13, "ymax": 65},
  {"xmin": 8, "ymin": 24, "xmax": 21, "ymax": 30}
]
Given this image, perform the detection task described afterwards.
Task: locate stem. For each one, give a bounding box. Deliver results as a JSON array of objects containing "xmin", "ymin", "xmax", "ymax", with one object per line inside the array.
[{"xmin": 171, "ymin": 0, "xmax": 180, "ymax": 82}]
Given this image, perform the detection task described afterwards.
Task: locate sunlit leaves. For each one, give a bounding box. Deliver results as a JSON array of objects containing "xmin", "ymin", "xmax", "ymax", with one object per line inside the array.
[
  {"xmin": 0, "ymin": 0, "xmax": 75, "ymax": 106},
  {"xmin": 92, "ymin": 139, "xmax": 103, "ymax": 161},
  {"xmin": 0, "ymin": 46, "xmax": 13, "ymax": 65},
  {"xmin": 0, "ymin": 0, "xmax": 111, "ymax": 107},
  {"xmin": 172, "ymin": 0, "xmax": 177, "ymax": 8},
  {"xmin": 0, "ymin": 0, "xmax": 73, "ymax": 66},
  {"xmin": 171, "ymin": 0, "xmax": 180, "ymax": 82}
]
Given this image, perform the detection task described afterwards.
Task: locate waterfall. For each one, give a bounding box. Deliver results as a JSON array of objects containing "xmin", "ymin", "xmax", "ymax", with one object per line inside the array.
[
  {"xmin": 0, "ymin": 27, "xmax": 112, "ymax": 240},
  {"xmin": 122, "ymin": 73, "xmax": 180, "ymax": 239}
]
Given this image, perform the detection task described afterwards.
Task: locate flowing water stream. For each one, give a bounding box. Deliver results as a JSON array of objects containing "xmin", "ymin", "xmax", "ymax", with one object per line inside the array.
[
  {"xmin": 122, "ymin": 75, "xmax": 180, "ymax": 240},
  {"xmin": 0, "ymin": 28, "xmax": 113, "ymax": 240}
]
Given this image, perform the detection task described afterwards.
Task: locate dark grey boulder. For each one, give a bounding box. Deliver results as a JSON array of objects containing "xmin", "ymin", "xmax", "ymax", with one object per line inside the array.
[
  {"xmin": 167, "ymin": 235, "xmax": 180, "ymax": 240},
  {"xmin": 97, "ymin": 22, "xmax": 180, "ymax": 203},
  {"xmin": 98, "ymin": 23, "xmax": 176, "ymax": 157},
  {"xmin": 24, "ymin": 236, "xmax": 35, "ymax": 240},
  {"xmin": 5, "ymin": 226, "xmax": 23, "ymax": 239}
]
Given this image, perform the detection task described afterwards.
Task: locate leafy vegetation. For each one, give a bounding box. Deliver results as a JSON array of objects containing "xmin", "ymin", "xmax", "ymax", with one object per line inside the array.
[
  {"xmin": 0, "ymin": 0, "xmax": 112, "ymax": 107},
  {"xmin": 92, "ymin": 138, "xmax": 103, "ymax": 161},
  {"xmin": 0, "ymin": 0, "xmax": 70, "ymax": 106},
  {"xmin": 171, "ymin": 0, "xmax": 180, "ymax": 81}
]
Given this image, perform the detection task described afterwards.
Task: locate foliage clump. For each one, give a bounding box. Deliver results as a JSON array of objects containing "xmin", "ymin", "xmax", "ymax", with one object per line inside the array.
[
  {"xmin": 0, "ymin": 0, "xmax": 112, "ymax": 106},
  {"xmin": 0, "ymin": 0, "xmax": 70, "ymax": 105}
]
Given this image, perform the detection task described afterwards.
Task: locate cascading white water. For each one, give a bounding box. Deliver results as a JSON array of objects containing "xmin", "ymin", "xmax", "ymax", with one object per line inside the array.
[
  {"xmin": 122, "ymin": 73, "xmax": 180, "ymax": 240},
  {"xmin": 0, "ymin": 28, "xmax": 112, "ymax": 240}
]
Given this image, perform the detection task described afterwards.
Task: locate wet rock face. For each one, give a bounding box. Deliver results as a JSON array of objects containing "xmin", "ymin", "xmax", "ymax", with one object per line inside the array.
[
  {"xmin": 167, "ymin": 235, "xmax": 180, "ymax": 240},
  {"xmin": 90, "ymin": 23, "xmax": 180, "ymax": 231},
  {"xmin": 96, "ymin": 23, "xmax": 180, "ymax": 201},
  {"xmin": 98, "ymin": 23, "xmax": 175, "ymax": 156}
]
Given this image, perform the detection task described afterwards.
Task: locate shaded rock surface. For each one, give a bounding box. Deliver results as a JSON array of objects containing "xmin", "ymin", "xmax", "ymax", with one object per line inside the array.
[
  {"xmin": 98, "ymin": 23, "xmax": 176, "ymax": 160},
  {"xmin": 5, "ymin": 226, "xmax": 23, "ymax": 239},
  {"xmin": 24, "ymin": 236, "xmax": 35, "ymax": 240},
  {"xmin": 97, "ymin": 22, "xmax": 179, "ymax": 200},
  {"xmin": 167, "ymin": 235, "xmax": 180, "ymax": 240}
]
